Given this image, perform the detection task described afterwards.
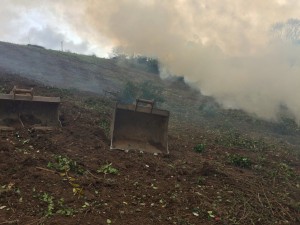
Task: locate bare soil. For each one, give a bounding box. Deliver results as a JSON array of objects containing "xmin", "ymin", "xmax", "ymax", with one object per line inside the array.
[{"xmin": 0, "ymin": 73, "xmax": 299, "ymax": 225}]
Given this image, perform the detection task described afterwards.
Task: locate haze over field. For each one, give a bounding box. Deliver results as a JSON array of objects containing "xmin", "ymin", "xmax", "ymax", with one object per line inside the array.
[{"xmin": 1, "ymin": 0, "xmax": 300, "ymax": 123}]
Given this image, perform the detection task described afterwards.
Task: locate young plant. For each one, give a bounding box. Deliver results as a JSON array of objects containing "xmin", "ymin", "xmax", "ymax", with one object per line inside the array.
[
  {"xmin": 99, "ymin": 118, "xmax": 110, "ymax": 138},
  {"xmin": 40, "ymin": 192, "xmax": 55, "ymax": 217},
  {"xmin": 196, "ymin": 176, "xmax": 206, "ymax": 185},
  {"xmin": 38, "ymin": 193, "xmax": 75, "ymax": 217},
  {"xmin": 56, "ymin": 198, "xmax": 75, "ymax": 216},
  {"xmin": 47, "ymin": 155, "xmax": 85, "ymax": 174},
  {"xmin": 97, "ymin": 163, "xmax": 119, "ymax": 175}
]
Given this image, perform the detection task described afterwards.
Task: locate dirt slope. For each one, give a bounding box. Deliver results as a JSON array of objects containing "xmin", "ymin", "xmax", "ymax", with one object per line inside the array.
[{"xmin": 0, "ymin": 73, "xmax": 299, "ymax": 225}]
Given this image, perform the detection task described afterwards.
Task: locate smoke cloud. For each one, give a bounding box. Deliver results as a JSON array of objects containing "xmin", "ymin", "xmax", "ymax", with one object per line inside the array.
[{"xmin": 1, "ymin": 0, "xmax": 300, "ymax": 123}]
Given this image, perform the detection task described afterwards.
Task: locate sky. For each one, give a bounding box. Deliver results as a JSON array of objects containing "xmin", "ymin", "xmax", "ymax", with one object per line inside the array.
[{"xmin": 1, "ymin": 0, "xmax": 300, "ymax": 123}]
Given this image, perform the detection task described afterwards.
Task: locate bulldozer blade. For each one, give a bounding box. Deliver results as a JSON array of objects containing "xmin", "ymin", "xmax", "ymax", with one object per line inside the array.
[
  {"xmin": 0, "ymin": 93, "xmax": 61, "ymax": 130},
  {"xmin": 110, "ymin": 102, "xmax": 169, "ymax": 154}
]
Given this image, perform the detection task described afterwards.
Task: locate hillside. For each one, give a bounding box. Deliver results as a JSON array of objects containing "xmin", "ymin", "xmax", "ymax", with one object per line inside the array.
[
  {"xmin": 0, "ymin": 42, "xmax": 163, "ymax": 93},
  {"xmin": 0, "ymin": 42, "xmax": 299, "ymax": 224},
  {"xmin": 1, "ymin": 41, "xmax": 300, "ymax": 146}
]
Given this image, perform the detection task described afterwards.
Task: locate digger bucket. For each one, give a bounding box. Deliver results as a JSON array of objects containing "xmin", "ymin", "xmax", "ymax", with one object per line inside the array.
[
  {"xmin": 0, "ymin": 87, "xmax": 61, "ymax": 130},
  {"xmin": 110, "ymin": 99, "xmax": 170, "ymax": 154}
]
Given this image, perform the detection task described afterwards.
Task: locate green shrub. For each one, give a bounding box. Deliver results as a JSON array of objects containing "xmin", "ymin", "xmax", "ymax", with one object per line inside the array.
[
  {"xmin": 119, "ymin": 81, "xmax": 164, "ymax": 105},
  {"xmin": 120, "ymin": 81, "xmax": 139, "ymax": 104},
  {"xmin": 199, "ymin": 102, "xmax": 220, "ymax": 118},
  {"xmin": 139, "ymin": 81, "xmax": 165, "ymax": 103}
]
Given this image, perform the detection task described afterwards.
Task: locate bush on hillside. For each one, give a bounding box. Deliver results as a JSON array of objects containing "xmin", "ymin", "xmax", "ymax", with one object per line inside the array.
[
  {"xmin": 119, "ymin": 81, "xmax": 165, "ymax": 105},
  {"xmin": 198, "ymin": 101, "xmax": 220, "ymax": 118}
]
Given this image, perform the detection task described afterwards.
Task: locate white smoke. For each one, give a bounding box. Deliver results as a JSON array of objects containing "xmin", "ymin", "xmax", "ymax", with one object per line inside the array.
[{"xmin": 1, "ymin": 0, "xmax": 300, "ymax": 123}]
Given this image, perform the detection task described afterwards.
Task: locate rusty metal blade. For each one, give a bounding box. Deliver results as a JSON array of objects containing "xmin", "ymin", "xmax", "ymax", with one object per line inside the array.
[
  {"xmin": 0, "ymin": 92, "xmax": 61, "ymax": 130},
  {"xmin": 110, "ymin": 103, "xmax": 169, "ymax": 154}
]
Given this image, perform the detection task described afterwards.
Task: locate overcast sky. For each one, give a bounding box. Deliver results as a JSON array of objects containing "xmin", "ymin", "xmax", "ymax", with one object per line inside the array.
[
  {"xmin": 1, "ymin": 0, "xmax": 300, "ymax": 123},
  {"xmin": 1, "ymin": 0, "xmax": 299, "ymax": 56}
]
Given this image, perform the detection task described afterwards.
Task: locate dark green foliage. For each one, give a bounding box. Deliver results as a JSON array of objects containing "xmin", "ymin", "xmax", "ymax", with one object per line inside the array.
[
  {"xmin": 119, "ymin": 81, "xmax": 164, "ymax": 105},
  {"xmin": 111, "ymin": 49, "xmax": 159, "ymax": 74},
  {"xmin": 199, "ymin": 101, "xmax": 220, "ymax": 118},
  {"xmin": 27, "ymin": 44, "xmax": 45, "ymax": 49},
  {"xmin": 271, "ymin": 118, "xmax": 299, "ymax": 135},
  {"xmin": 193, "ymin": 144, "xmax": 205, "ymax": 153},
  {"xmin": 120, "ymin": 81, "xmax": 139, "ymax": 104},
  {"xmin": 228, "ymin": 154, "xmax": 252, "ymax": 168},
  {"xmin": 139, "ymin": 81, "xmax": 164, "ymax": 103},
  {"xmin": 136, "ymin": 56, "xmax": 159, "ymax": 74}
]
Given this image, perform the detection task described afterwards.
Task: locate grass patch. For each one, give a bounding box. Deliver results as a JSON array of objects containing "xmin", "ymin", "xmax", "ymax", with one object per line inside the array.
[
  {"xmin": 270, "ymin": 162, "xmax": 297, "ymax": 180},
  {"xmin": 215, "ymin": 130, "xmax": 269, "ymax": 151}
]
